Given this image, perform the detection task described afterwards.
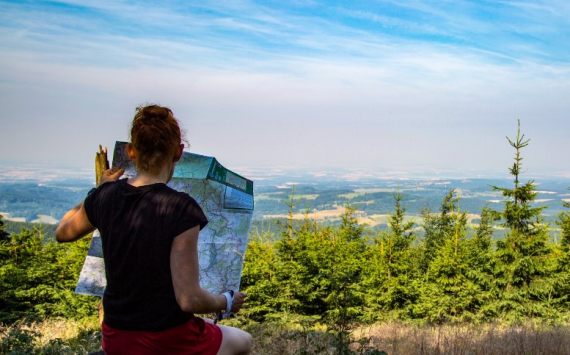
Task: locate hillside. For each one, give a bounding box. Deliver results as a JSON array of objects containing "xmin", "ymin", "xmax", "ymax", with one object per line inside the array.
[{"xmin": 1, "ymin": 175, "xmax": 568, "ymax": 227}]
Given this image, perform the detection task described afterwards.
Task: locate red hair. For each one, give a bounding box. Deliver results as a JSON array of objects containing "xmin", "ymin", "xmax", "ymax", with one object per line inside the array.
[{"xmin": 129, "ymin": 105, "xmax": 186, "ymax": 173}]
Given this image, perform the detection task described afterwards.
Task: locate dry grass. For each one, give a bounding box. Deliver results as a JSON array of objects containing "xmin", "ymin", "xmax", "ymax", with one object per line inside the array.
[
  {"xmin": 0, "ymin": 317, "xmax": 102, "ymax": 354},
  {"xmin": 249, "ymin": 322, "xmax": 570, "ymax": 355},
  {"xmin": 3, "ymin": 319, "xmax": 570, "ymax": 355},
  {"xmin": 363, "ymin": 322, "xmax": 570, "ymax": 355}
]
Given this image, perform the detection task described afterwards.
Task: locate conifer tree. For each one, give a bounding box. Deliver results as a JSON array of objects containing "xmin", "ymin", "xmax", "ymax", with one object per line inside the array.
[
  {"xmin": 420, "ymin": 189, "xmax": 459, "ymax": 273},
  {"xmin": 558, "ymin": 191, "xmax": 570, "ymax": 249},
  {"xmin": 550, "ymin": 189, "xmax": 570, "ymax": 312},
  {"xmin": 485, "ymin": 120, "xmax": 552, "ymax": 322},
  {"xmin": 414, "ymin": 196, "xmax": 480, "ymax": 322},
  {"xmin": 240, "ymin": 233, "xmax": 279, "ymax": 321},
  {"xmin": 463, "ymin": 206, "xmax": 498, "ymax": 319},
  {"xmin": 469, "ymin": 206, "xmax": 496, "ymax": 271},
  {"xmin": 320, "ymin": 206, "xmax": 366, "ymax": 354},
  {"xmin": 0, "ymin": 226, "xmax": 97, "ymax": 323},
  {"xmin": 271, "ymin": 189, "xmax": 312, "ymax": 319},
  {"xmin": 361, "ymin": 192, "xmax": 417, "ymax": 320},
  {"xmin": 0, "ymin": 215, "xmax": 9, "ymax": 241}
]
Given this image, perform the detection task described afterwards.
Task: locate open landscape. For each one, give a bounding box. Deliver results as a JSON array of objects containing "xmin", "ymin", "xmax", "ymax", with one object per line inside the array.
[
  {"xmin": 2, "ymin": 164, "xmax": 569, "ymax": 228},
  {"xmin": 2, "ymin": 158, "xmax": 570, "ymax": 354},
  {"xmin": 2, "ymin": 1, "xmax": 570, "ymax": 353}
]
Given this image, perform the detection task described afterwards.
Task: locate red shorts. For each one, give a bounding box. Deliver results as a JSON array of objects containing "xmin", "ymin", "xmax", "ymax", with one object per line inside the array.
[{"xmin": 102, "ymin": 317, "xmax": 222, "ymax": 355}]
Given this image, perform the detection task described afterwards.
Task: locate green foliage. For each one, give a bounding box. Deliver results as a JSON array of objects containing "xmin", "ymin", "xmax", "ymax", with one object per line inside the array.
[
  {"xmin": 558, "ymin": 190, "xmax": 570, "ymax": 249},
  {"xmin": 4, "ymin": 122, "xmax": 570, "ymax": 355},
  {"xmin": 240, "ymin": 120, "xmax": 570, "ymax": 328},
  {"xmin": 0, "ymin": 319, "xmax": 103, "ymax": 355},
  {"xmin": 550, "ymin": 189, "xmax": 570, "ymax": 312},
  {"xmin": 361, "ymin": 192, "xmax": 418, "ymax": 321},
  {"xmin": 0, "ymin": 216, "xmax": 9, "ymax": 242},
  {"xmin": 0, "ymin": 326, "xmax": 38, "ymax": 354},
  {"xmin": 320, "ymin": 207, "xmax": 366, "ymax": 354},
  {"xmin": 484, "ymin": 121, "xmax": 554, "ymax": 322},
  {"xmin": 241, "ymin": 198, "xmax": 369, "ymax": 353},
  {"xmin": 0, "ymin": 183, "xmax": 90, "ymax": 222},
  {"xmin": 0, "ymin": 226, "xmax": 99, "ymax": 324},
  {"xmin": 2, "ymin": 221, "xmax": 57, "ymax": 241},
  {"xmin": 414, "ymin": 191, "xmax": 483, "ymax": 323},
  {"xmin": 420, "ymin": 189, "xmax": 459, "ymax": 273}
]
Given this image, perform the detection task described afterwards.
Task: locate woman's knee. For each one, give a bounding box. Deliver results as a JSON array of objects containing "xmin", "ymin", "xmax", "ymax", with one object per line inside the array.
[
  {"xmin": 239, "ymin": 331, "xmax": 252, "ymax": 352},
  {"xmin": 217, "ymin": 325, "xmax": 252, "ymax": 355}
]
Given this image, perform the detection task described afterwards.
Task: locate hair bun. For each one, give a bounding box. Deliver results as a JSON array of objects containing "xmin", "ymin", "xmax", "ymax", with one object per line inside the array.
[{"xmin": 130, "ymin": 104, "xmax": 184, "ymax": 173}]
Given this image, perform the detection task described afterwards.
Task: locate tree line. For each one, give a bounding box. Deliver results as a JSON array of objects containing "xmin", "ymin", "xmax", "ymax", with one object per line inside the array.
[
  {"xmin": 1, "ymin": 122, "xmax": 569, "ymax": 328},
  {"xmin": 240, "ymin": 122, "xmax": 570, "ymax": 325}
]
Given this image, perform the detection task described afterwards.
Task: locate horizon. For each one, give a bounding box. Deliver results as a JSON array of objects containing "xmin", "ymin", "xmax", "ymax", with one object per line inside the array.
[
  {"xmin": 1, "ymin": 1, "xmax": 569, "ymax": 174},
  {"xmin": 1, "ymin": 161, "xmax": 569, "ymax": 185}
]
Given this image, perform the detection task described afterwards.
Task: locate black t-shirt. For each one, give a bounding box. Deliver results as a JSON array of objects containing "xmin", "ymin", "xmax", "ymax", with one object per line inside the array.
[{"xmin": 84, "ymin": 179, "xmax": 208, "ymax": 331}]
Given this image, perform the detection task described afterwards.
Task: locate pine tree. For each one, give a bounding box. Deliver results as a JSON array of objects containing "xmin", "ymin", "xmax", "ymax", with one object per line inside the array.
[
  {"xmin": 240, "ymin": 233, "xmax": 279, "ymax": 321},
  {"xmin": 361, "ymin": 192, "xmax": 417, "ymax": 320},
  {"xmin": 0, "ymin": 226, "xmax": 97, "ymax": 323},
  {"xmin": 0, "ymin": 215, "xmax": 9, "ymax": 241},
  {"xmin": 270, "ymin": 188, "xmax": 312, "ymax": 319},
  {"xmin": 558, "ymin": 191, "xmax": 570, "ymax": 250},
  {"xmin": 467, "ymin": 206, "xmax": 497, "ymax": 319},
  {"xmin": 485, "ymin": 120, "xmax": 553, "ymax": 322},
  {"xmin": 469, "ymin": 206, "xmax": 496, "ymax": 271},
  {"xmin": 420, "ymin": 189, "xmax": 459, "ymax": 273},
  {"xmin": 550, "ymin": 189, "xmax": 570, "ymax": 313},
  {"xmin": 414, "ymin": 194, "xmax": 480, "ymax": 322},
  {"xmin": 320, "ymin": 206, "xmax": 366, "ymax": 354}
]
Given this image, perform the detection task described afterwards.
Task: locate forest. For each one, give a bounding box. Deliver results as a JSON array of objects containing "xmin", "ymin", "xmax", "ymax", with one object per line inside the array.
[{"xmin": 2, "ymin": 124, "xmax": 570, "ymax": 354}]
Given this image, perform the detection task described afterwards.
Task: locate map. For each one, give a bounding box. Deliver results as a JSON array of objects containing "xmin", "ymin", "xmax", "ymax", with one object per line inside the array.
[{"xmin": 75, "ymin": 142, "xmax": 254, "ymax": 296}]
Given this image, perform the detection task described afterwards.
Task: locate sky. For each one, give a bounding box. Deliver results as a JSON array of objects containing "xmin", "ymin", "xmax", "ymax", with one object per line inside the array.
[{"xmin": 1, "ymin": 0, "xmax": 569, "ymax": 179}]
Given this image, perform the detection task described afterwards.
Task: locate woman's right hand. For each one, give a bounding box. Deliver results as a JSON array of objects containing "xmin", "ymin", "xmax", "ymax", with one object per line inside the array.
[
  {"xmin": 99, "ymin": 168, "xmax": 125, "ymax": 186},
  {"xmin": 232, "ymin": 292, "xmax": 247, "ymax": 313}
]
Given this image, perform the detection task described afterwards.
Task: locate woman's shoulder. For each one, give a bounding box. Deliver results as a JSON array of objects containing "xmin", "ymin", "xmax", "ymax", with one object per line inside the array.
[{"xmin": 159, "ymin": 185, "xmax": 200, "ymax": 205}]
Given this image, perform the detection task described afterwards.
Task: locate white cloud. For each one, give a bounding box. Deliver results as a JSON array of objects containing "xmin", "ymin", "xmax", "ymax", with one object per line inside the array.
[{"xmin": 0, "ymin": 0, "xmax": 569, "ymax": 176}]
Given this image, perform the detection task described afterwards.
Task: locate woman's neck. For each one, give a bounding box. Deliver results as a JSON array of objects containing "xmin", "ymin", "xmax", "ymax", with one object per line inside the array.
[{"xmin": 128, "ymin": 162, "xmax": 175, "ymax": 187}]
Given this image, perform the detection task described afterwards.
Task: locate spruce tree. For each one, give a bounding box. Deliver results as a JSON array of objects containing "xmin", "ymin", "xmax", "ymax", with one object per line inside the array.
[
  {"xmin": 485, "ymin": 120, "xmax": 552, "ymax": 322},
  {"xmin": 320, "ymin": 206, "xmax": 366, "ymax": 354},
  {"xmin": 361, "ymin": 192, "xmax": 417, "ymax": 320},
  {"xmin": 271, "ymin": 189, "xmax": 312, "ymax": 319},
  {"xmin": 420, "ymin": 189, "xmax": 459, "ymax": 273},
  {"xmin": 550, "ymin": 189, "xmax": 570, "ymax": 313},
  {"xmin": 0, "ymin": 215, "xmax": 9, "ymax": 242},
  {"xmin": 414, "ymin": 193, "xmax": 480, "ymax": 322},
  {"xmin": 466, "ymin": 206, "xmax": 497, "ymax": 318},
  {"xmin": 0, "ymin": 226, "xmax": 97, "ymax": 323},
  {"xmin": 558, "ymin": 191, "xmax": 570, "ymax": 249},
  {"xmin": 240, "ymin": 233, "xmax": 280, "ymax": 321}
]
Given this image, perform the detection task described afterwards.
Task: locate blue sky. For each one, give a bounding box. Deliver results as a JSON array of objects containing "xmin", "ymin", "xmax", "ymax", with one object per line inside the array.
[{"xmin": 1, "ymin": 0, "xmax": 569, "ymax": 178}]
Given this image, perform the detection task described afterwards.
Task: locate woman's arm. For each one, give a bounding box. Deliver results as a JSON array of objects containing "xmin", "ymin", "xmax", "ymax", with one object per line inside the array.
[
  {"xmin": 55, "ymin": 168, "xmax": 124, "ymax": 243},
  {"xmin": 170, "ymin": 226, "xmax": 247, "ymax": 314},
  {"xmin": 55, "ymin": 201, "xmax": 95, "ymax": 243}
]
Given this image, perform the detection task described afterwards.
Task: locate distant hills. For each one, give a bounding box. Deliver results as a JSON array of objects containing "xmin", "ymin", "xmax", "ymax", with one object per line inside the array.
[
  {"xmin": 0, "ymin": 180, "xmax": 92, "ymax": 223},
  {"xmin": 1, "ymin": 171, "xmax": 568, "ymax": 228}
]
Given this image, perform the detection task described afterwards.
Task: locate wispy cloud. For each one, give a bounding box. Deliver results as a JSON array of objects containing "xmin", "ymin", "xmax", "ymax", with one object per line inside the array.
[{"xmin": 0, "ymin": 0, "xmax": 569, "ymax": 175}]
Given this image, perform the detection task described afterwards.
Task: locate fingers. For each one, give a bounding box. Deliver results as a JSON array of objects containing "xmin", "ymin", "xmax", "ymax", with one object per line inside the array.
[
  {"xmin": 109, "ymin": 168, "xmax": 125, "ymax": 179},
  {"xmin": 231, "ymin": 292, "xmax": 247, "ymax": 313},
  {"xmin": 99, "ymin": 168, "xmax": 125, "ymax": 185}
]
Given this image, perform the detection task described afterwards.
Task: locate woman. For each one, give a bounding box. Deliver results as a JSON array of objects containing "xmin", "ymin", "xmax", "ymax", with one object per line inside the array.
[{"xmin": 56, "ymin": 105, "xmax": 252, "ymax": 355}]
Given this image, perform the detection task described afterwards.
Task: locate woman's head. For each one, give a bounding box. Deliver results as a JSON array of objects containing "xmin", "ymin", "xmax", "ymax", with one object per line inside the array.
[{"xmin": 129, "ymin": 104, "xmax": 186, "ymax": 173}]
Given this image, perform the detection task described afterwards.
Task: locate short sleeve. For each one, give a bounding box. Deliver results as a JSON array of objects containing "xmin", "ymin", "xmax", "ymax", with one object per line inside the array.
[
  {"xmin": 84, "ymin": 187, "xmax": 100, "ymax": 229},
  {"xmin": 84, "ymin": 181, "xmax": 117, "ymax": 229},
  {"xmin": 169, "ymin": 194, "xmax": 209, "ymax": 239}
]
